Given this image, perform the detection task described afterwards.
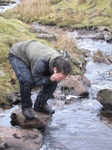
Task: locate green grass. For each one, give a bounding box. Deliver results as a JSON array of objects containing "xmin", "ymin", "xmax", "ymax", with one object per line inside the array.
[
  {"xmin": 0, "ymin": 16, "xmax": 37, "ymax": 108},
  {"xmin": 3, "ymin": 0, "xmax": 112, "ymax": 30}
]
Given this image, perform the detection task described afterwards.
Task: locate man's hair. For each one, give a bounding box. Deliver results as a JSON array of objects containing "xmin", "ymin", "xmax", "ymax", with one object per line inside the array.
[{"xmin": 53, "ymin": 57, "xmax": 72, "ymax": 75}]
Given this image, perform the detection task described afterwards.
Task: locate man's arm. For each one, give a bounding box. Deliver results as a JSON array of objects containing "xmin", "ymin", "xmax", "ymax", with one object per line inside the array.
[{"xmin": 31, "ymin": 59, "xmax": 53, "ymax": 86}]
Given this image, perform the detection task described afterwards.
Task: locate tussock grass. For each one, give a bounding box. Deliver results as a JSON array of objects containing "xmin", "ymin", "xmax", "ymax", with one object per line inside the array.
[
  {"xmin": 54, "ymin": 31, "xmax": 77, "ymax": 53},
  {"xmin": 12, "ymin": 0, "xmax": 53, "ymax": 21}
]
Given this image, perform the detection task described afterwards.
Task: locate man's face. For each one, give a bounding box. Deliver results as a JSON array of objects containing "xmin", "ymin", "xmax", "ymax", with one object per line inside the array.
[{"xmin": 53, "ymin": 67, "xmax": 68, "ymax": 81}]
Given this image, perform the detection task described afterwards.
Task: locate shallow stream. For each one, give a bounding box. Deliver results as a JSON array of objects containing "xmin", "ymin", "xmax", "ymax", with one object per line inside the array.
[{"xmin": 40, "ymin": 34, "xmax": 112, "ymax": 150}]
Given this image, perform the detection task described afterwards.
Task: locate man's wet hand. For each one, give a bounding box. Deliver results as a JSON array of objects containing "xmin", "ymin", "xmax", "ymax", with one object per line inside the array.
[{"xmin": 50, "ymin": 73, "xmax": 67, "ymax": 81}]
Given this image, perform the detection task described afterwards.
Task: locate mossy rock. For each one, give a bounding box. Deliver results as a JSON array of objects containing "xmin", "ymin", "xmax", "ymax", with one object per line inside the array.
[{"xmin": 97, "ymin": 89, "xmax": 112, "ymax": 111}]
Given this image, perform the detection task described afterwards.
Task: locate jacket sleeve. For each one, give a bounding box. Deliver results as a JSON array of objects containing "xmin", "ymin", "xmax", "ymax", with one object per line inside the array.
[{"xmin": 31, "ymin": 59, "xmax": 53, "ymax": 86}]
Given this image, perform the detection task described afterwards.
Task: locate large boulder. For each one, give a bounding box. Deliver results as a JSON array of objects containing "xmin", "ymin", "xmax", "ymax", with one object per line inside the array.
[
  {"xmin": 0, "ymin": 126, "xmax": 42, "ymax": 150},
  {"xmin": 96, "ymin": 89, "xmax": 112, "ymax": 111},
  {"xmin": 75, "ymin": 75, "xmax": 91, "ymax": 88},
  {"xmin": 11, "ymin": 109, "xmax": 52, "ymax": 129},
  {"xmin": 60, "ymin": 75, "xmax": 89, "ymax": 97},
  {"xmin": 93, "ymin": 50, "xmax": 111, "ymax": 64}
]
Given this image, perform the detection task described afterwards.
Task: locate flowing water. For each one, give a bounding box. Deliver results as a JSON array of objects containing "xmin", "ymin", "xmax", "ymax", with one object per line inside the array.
[
  {"xmin": 40, "ymin": 34, "xmax": 112, "ymax": 150},
  {"xmin": 0, "ymin": 0, "xmax": 20, "ymax": 13}
]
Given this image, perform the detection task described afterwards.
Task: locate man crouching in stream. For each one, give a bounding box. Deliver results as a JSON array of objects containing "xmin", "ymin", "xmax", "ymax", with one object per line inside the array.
[{"xmin": 8, "ymin": 40, "xmax": 72, "ymax": 120}]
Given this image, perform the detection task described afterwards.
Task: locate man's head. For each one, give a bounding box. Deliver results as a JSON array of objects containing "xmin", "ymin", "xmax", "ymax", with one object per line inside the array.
[{"xmin": 53, "ymin": 57, "xmax": 72, "ymax": 75}]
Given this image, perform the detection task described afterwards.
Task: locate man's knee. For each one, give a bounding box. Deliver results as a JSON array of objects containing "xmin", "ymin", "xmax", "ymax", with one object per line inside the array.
[{"xmin": 42, "ymin": 82, "xmax": 57, "ymax": 94}]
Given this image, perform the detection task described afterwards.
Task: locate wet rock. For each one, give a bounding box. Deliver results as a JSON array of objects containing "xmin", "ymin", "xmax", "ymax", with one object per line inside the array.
[
  {"xmin": 76, "ymin": 33, "xmax": 105, "ymax": 40},
  {"xmin": 106, "ymin": 35, "xmax": 112, "ymax": 43},
  {"xmin": 37, "ymin": 33, "xmax": 56, "ymax": 41},
  {"xmin": 75, "ymin": 75, "xmax": 91, "ymax": 87},
  {"xmin": 11, "ymin": 108, "xmax": 52, "ymax": 129},
  {"xmin": 98, "ymin": 26, "xmax": 110, "ymax": 32},
  {"xmin": 72, "ymin": 56, "xmax": 83, "ymax": 68},
  {"xmin": 0, "ymin": 126, "xmax": 42, "ymax": 150},
  {"xmin": 29, "ymin": 27, "xmax": 48, "ymax": 34},
  {"xmin": 92, "ymin": 33, "xmax": 104, "ymax": 40},
  {"xmin": 80, "ymin": 49, "xmax": 91, "ymax": 58},
  {"xmin": 96, "ymin": 89, "xmax": 112, "ymax": 111},
  {"xmin": 93, "ymin": 50, "xmax": 111, "ymax": 64},
  {"xmin": 60, "ymin": 75, "xmax": 89, "ymax": 97}
]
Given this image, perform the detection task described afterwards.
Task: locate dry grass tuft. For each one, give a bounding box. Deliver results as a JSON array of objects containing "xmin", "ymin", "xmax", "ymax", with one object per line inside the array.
[
  {"xmin": 53, "ymin": 31, "xmax": 77, "ymax": 53},
  {"xmin": 15, "ymin": 0, "xmax": 53, "ymax": 19}
]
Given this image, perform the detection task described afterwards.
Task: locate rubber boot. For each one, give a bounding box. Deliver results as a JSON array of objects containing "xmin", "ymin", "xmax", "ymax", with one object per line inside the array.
[
  {"xmin": 34, "ymin": 101, "xmax": 55, "ymax": 115},
  {"xmin": 22, "ymin": 108, "xmax": 35, "ymax": 120}
]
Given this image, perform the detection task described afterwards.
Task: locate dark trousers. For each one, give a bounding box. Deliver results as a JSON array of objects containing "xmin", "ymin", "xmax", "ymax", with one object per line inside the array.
[{"xmin": 8, "ymin": 53, "xmax": 57, "ymax": 110}]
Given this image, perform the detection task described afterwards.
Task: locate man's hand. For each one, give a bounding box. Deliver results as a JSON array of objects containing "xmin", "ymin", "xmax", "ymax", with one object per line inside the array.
[{"xmin": 50, "ymin": 73, "xmax": 67, "ymax": 81}]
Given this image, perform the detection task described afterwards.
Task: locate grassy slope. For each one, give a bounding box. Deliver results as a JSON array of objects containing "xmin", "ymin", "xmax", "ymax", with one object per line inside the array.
[
  {"xmin": 38, "ymin": 0, "xmax": 112, "ymax": 30},
  {"xmin": 0, "ymin": 16, "xmax": 37, "ymax": 108},
  {"xmin": 3, "ymin": 0, "xmax": 112, "ymax": 31}
]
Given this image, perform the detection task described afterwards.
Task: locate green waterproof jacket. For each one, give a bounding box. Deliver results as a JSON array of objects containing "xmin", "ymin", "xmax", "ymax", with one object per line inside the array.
[{"xmin": 10, "ymin": 40, "xmax": 62, "ymax": 86}]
